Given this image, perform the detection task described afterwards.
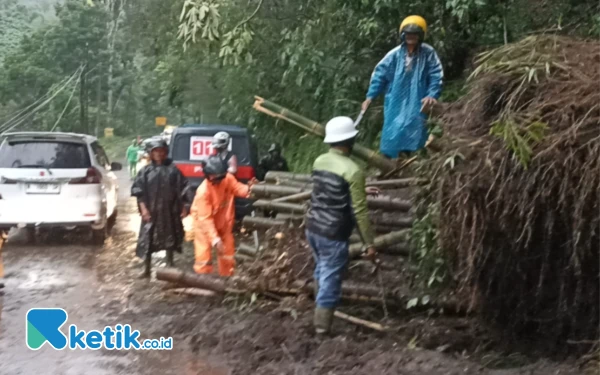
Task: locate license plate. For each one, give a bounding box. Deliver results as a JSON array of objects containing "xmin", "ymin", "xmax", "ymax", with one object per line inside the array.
[{"xmin": 26, "ymin": 183, "xmax": 61, "ymax": 194}]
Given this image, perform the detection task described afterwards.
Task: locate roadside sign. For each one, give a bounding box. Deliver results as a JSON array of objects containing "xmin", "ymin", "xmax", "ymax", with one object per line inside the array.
[{"xmin": 155, "ymin": 117, "xmax": 167, "ymax": 126}]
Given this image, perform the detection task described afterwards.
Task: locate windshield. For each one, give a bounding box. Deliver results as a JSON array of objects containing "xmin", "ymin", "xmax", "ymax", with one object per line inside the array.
[{"xmin": 0, "ymin": 141, "xmax": 91, "ymax": 169}]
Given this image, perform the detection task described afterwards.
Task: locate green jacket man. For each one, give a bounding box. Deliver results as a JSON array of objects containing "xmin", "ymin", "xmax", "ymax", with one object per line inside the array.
[
  {"xmin": 126, "ymin": 140, "xmax": 141, "ymax": 178},
  {"xmin": 305, "ymin": 116, "xmax": 378, "ymax": 335}
]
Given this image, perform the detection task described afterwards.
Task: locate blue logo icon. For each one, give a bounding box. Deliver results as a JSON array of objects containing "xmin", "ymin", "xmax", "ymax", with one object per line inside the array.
[{"xmin": 26, "ymin": 308, "xmax": 68, "ymax": 350}]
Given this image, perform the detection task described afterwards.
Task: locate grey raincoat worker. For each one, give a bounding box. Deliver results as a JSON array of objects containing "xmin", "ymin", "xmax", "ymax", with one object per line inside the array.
[
  {"xmin": 305, "ymin": 116, "xmax": 379, "ymax": 335},
  {"xmin": 131, "ymin": 139, "xmax": 192, "ymax": 278},
  {"xmin": 362, "ymin": 15, "xmax": 443, "ymax": 158}
]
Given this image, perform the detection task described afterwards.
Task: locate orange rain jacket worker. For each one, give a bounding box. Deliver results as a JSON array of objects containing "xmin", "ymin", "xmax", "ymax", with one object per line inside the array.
[{"xmin": 191, "ymin": 156, "xmax": 251, "ymax": 276}]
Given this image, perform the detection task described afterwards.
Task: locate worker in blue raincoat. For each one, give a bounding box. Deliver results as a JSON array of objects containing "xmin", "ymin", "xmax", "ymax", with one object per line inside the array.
[{"xmin": 362, "ymin": 15, "xmax": 443, "ymax": 158}]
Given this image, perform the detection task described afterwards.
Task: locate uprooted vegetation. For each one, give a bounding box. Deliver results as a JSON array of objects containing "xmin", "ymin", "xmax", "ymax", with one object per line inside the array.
[{"xmin": 426, "ymin": 35, "xmax": 599, "ymax": 348}]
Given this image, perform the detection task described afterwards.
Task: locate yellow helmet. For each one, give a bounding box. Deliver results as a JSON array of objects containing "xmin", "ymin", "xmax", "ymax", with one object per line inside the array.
[{"xmin": 399, "ymin": 15, "xmax": 427, "ymax": 41}]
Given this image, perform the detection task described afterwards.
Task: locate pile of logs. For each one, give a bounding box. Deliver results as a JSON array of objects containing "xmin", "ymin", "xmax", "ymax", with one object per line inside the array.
[{"xmin": 240, "ymin": 171, "xmax": 423, "ymax": 259}]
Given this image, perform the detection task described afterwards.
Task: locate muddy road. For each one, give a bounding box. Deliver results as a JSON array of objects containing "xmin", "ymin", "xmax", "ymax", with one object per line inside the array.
[{"xmin": 0, "ymin": 171, "xmax": 582, "ymax": 374}]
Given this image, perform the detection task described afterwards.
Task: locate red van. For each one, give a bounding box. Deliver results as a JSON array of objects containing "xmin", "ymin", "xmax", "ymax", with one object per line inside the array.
[{"xmin": 168, "ymin": 124, "xmax": 258, "ymax": 217}]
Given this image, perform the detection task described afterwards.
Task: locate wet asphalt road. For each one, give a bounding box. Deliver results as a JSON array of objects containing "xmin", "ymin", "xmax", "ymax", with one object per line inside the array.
[{"xmin": 0, "ymin": 170, "xmax": 228, "ymax": 375}]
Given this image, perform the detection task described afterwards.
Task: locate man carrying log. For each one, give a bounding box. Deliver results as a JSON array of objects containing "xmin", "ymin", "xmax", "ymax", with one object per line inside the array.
[
  {"xmin": 361, "ymin": 15, "xmax": 443, "ymax": 158},
  {"xmin": 191, "ymin": 156, "xmax": 257, "ymax": 276},
  {"xmin": 305, "ymin": 116, "xmax": 378, "ymax": 335}
]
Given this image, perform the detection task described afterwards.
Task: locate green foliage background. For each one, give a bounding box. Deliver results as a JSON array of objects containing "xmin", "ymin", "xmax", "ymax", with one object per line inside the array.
[{"xmin": 0, "ymin": 0, "xmax": 597, "ymax": 171}]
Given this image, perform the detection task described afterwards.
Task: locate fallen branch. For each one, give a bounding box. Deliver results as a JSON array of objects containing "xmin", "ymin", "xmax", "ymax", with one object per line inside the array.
[{"xmin": 334, "ymin": 311, "xmax": 388, "ymax": 332}]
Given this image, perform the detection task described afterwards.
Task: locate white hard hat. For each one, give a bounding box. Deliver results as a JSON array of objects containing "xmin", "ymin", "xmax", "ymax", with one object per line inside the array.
[{"xmin": 323, "ymin": 116, "xmax": 359, "ymax": 144}]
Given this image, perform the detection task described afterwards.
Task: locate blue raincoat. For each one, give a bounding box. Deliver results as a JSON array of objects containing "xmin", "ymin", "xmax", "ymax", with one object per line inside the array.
[{"xmin": 366, "ymin": 43, "xmax": 443, "ymax": 157}]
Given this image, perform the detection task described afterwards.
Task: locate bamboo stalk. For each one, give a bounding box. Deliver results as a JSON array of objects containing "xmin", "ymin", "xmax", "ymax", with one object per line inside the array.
[
  {"xmin": 272, "ymin": 191, "xmax": 312, "ymax": 203},
  {"xmin": 366, "ymin": 177, "xmax": 428, "ymax": 189},
  {"xmin": 349, "ymin": 230, "xmax": 411, "ymax": 257},
  {"xmin": 367, "ymin": 196, "xmax": 412, "ymax": 212},
  {"xmin": 276, "ymin": 179, "xmax": 314, "ymax": 189},
  {"xmin": 237, "ymin": 242, "xmax": 259, "ymax": 257},
  {"xmin": 254, "ymin": 97, "xmax": 397, "ymax": 174},
  {"xmin": 370, "ymin": 216, "xmax": 414, "ymax": 228},
  {"xmin": 253, "ymin": 200, "xmax": 306, "ymax": 214},
  {"xmin": 379, "ymin": 242, "xmax": 411, "ymax": 256},
  {"xmin": 242, "ymin": 216, "xmax": 287, "ymax": 230},
  {"xmin": 334, "ymin": 311, "xmax": 388, "ymax": 332},
  {"xmin": 167, "ymin": 288, "xmax": 218, "ymax": 297},
  {"xmin": 251, "ymin": 184, "xmax": 310, "ymax": 198},
  {"xmin": 265, "ymin": 171, "xmax": 312, "ymax": 183}
]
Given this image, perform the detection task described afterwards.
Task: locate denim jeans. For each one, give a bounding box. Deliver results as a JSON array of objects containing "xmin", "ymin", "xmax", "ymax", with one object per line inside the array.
[{"xmin": 306, "ymin": 230, "xmax": 349, "ymax": 309}]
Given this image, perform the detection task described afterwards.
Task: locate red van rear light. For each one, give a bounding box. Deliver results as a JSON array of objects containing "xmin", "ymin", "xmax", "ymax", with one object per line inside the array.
[
  {"xmin": 69, "ymin": 167, "xmax": 102, "ymax": 184},
  {"xmin": 236, "ymin": 166, "xmax": 255, "ymax": 180}
]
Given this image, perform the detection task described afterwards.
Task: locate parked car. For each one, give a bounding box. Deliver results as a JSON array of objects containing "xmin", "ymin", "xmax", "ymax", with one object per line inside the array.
[
  {"xmin": 0, "ymin": 132, "xmax": 122, "ymax": 244},
  {"xmin": 169, "ymin": 124, "xmax": 258, "ymax": 217}
]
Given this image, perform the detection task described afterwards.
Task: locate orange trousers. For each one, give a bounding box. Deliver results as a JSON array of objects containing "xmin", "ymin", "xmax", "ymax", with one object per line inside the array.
[{"xmin": 193, "ymin": 231, "xmax": 235, "ymax": 277}]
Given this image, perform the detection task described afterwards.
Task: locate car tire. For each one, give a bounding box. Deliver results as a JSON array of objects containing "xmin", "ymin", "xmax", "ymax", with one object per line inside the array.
[
  {"xmin": 25, "ymin": 228, "xmax": 36, "ymax": 244},
  {"xmin": 107, "ymin": 210, "xmax": 118, "ymax": 231},
  {"xmin": 91, "ymin": 226, "xmax": 107, "ymax": 245}
]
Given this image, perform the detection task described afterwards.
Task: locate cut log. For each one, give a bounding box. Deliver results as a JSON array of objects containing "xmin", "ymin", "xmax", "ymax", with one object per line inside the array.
[
  {"xmin": 265, "ymin": 171, "xmax": 312, "ymax": 183},
  {"xmin": 276, "ymin": 179, "xmax": 314, "ymax": 189},
  {"xmin": 237, "ymin": 242, "xmax": 258, "ymax": 257},
  {"xmin": 251, "ymin": 184, "xmax": 310, "ymax": 198},
  {"xmin": 254, "ymin": 97, "xmax": 397, "ymax": 174},
  {"xmin": 157, "ymin": 268, "xmax": 233, "ymax": 292},
  {"xmin": 242, "ymin": 216, "xmax": 287, "ymax": 230},
  {"xmin": 253, "ymin": 200, "xmax": 306, "ymax": 214},
  {"xmin": 379, "ymin": 242, "xmax": 411, "ymax": 256},
  {"xmin": 366, "ymin": 177, "xmax": 428, "ymax": 189},
  {"xmin": 367, "ymin": 196, "xmax": 412, "ymax": 212},
  {"xmin": 272, "ymin": 191, "xmax": 312, "ymax": 203},
  {"xmin": 370, "ymin": 216, "xmax": 414, "ymax": 228},
  {"xmin": 349, "ymin": 230, "xmax": 411, "ymax": 257}
]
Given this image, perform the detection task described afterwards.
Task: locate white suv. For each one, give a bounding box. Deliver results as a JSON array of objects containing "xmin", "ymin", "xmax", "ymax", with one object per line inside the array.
[{"xmin": 0, "ymin": 132, "xmax": 121, "ymax": 244}]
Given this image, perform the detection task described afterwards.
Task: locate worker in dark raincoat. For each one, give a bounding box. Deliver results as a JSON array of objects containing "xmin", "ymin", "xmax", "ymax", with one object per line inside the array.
[
  {"xmin": 131, "ymin": 139, "xmax": 192, "ymax": 278},
  {"xmin": 256, "ymin": 143, "xmax": 289, "ymax": 181},
  {"xmin": 362, "ymin": 15, "xmax": 443, "ymax": 158}
]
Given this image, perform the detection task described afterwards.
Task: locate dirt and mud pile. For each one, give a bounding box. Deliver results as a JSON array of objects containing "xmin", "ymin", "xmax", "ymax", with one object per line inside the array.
[{"xmin": 436, "ymin": 35, "xmax": 599, "ymax": 345}]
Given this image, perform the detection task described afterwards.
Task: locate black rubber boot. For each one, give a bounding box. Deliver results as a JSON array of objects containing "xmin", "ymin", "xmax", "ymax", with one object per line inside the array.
[
  {"xmin": 139, "ymin": 253, "xmax": 151, "ymax": 278},
  {"xmin": 165, "ymin": 250, "xmax": 174, "ymax": 267},
  {"xmin": 314, "ymin": 307, "xmax": 334, "ymax": 336}
]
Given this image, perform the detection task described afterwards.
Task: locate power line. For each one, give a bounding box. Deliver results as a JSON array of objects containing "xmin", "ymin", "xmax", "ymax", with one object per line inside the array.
[
  {"xmin": 50, "ymin": 68, "xmax": 83, "ymax": 132},
  {"xmin": 0, "ymin": 72, "xmax": 76, "ymax": 127},
  {"xmin": 0, "ymin": 66, "xmax": 84, "ymax": 134}
]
